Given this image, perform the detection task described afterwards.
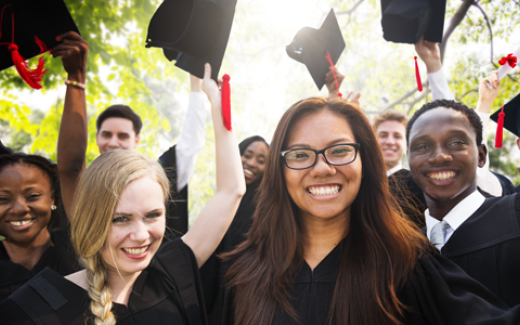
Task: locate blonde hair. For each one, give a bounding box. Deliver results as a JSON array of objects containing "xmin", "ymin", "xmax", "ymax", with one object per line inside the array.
[{"xmin": 71, "ymin": 150, "xmax": 169, "ymax": 325}]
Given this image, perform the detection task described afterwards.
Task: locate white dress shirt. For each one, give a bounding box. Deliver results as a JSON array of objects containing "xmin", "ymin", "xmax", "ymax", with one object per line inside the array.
[
  {"xmin": 386, "ymin": 163, "xmax": 403, "ymax": 177},
  {"xmin": 425, "ymin": 190, "xmax": 486, "ymax": 245},
  {"xmin": 428, "ymin": 68, "xmax": 503, "ymax": 196},
  {"xmin": 174, "ymin": 91, "xmax": 207, "ymax": 191}
]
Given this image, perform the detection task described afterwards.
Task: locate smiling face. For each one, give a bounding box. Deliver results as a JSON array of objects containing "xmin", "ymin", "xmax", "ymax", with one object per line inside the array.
[
  {"xmin": 241, "ymin": 141, "xmax": 269, "ymax": 185},
  {"xmin": 283, "ymin": 109, "xmax": 362, "ymax": 222},
  {"xmin": 0, "ymin": 164, "xmax": 54, "ymax": 245},
  {"xmin": 408, "ymin": 107, "xmax": 486, "ymax": 204},
  {"xmin": 376, "ymin": 120, "xmax": 407, "ymax": 170},
  {"xmin": 96, "ymin": 117, "xmax": 140, "ymax": 154},
  {"xmin": 101, "ymin": 176, "xmax": 166, "ymax": 276}
]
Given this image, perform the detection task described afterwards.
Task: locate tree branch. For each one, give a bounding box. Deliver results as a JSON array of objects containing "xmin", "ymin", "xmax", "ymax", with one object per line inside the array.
[
  {"xmin": 406, "ymin": 91, "xmax": 429, "ymax": 114},
  {"xmin": 336, "ymin": 0, "xmax": 365, "ymax": 16},
  {"xmin": 472, "ymin": 2, "xmax": 494, "ymax": 64},
  {"xmin": 456, "ymin": 89, "xmax": 478, "ymax": 102},
  {"xmin": 378, "ymin": 80, "xmax": 429, "ymax": 112},
  {"xmin": 440, "ymin": 0, "xmax": 475, "ymax": 61}
]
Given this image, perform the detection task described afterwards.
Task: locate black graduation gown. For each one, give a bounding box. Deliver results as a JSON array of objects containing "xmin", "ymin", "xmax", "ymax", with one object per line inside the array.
[
  {"xmin": 491, "ymin": 171, "xmax": 516, "ymax": 196},
  {"xmin": 200, "ymin": 181, "xmax": 260, "ymax": 317},
  {"xmin": 388, "ymin": 169, "xmax": 427, "ymax": 228},
  {"xmin": 159, "ymin": 145, "xmax": 189, "ymax": 240},
  {"xmin": 440, "ymin": 193, "xmax": 520, "ymax": 307},
  {"xmin": 213, "ymin": 241, "xmax": 520, "ymax": 325},
  {"xmin": 0, "ymin": 238, "xmax": 207, "ymax": 325},
  {"xmin": 0, "ymin": 226, "xmax": 80, "ymax": 303}
]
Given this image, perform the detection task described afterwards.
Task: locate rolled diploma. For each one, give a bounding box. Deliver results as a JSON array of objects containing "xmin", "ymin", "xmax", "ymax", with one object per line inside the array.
[{"xmin": 486, "ymin": 45, "xmax": 520, "ymax": 89}]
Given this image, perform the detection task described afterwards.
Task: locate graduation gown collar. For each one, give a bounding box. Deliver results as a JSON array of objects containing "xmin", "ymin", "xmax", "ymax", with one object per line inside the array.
[{"xmin": 442, "ymin": 194, "xmax": 520, "ymax": 258}]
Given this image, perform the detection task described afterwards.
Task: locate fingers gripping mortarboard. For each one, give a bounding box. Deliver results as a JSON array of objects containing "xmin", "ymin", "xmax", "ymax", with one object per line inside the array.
[
  {"xmin": 491, "ymin": 93, "xmax": 520, "ymax": 148},
  {"xmin": 0, "ymin": 0, "xmax": 80, "ymax": 89},
  {"xmin": 381, "ymin": 0, "xmax": 446, "ymax": 44},
  {"xmin": 286, "ymin": 9, "xmax": 346, "ymax": 91},
  {"xmin": 146, "ymin": 0, "xmax": 238, "ymax": 81}
]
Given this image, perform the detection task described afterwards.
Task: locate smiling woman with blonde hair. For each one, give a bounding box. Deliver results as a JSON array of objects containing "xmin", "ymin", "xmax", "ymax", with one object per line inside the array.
[{"xmin": 0, "ymin": 63, "xmax": 246, "ymax": 325}]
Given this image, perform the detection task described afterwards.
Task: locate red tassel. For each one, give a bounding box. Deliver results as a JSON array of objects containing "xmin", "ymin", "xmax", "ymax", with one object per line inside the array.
[
  {"xmin": 324, "ymin": 52, "xmax": 342, "ymax": 98},
  {"xmin": 8, "ymin": 39, "xmax": 47, "ymax": 90},
  {"xmin": 495, "ymin": 105, "xmax": 505, "ymax": 148},
  {"xmin": 414, "ymin": 56, "xmax": 423, "ymax": 92},
  {"xmin": 221, "ymin": 74, "xmax": 232, "ymax": 131}
]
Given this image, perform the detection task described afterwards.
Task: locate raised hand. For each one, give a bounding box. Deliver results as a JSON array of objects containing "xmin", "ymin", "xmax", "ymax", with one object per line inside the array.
[
  {"xmin": 201, "ymin": 63, "xmax": 223, "ymax": 106},
  {"xmin": 51, "ymin": 31, "xmax": 88, "ymax": 83},
  {"xmin": 325, "ymin": 66, "xmax": 345, "ymax": 98},
  {"xmin": 415, "ymin": 38, "xmax": 442, "ymax": 73},
  {"xmin": 477, "ymin": 71, "xmax": 500, "ymax": 114}
]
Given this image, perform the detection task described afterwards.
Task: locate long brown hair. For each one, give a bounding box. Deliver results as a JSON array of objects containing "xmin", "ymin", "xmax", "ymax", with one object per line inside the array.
[{"xmin": 223, "ymin": 97, "xmax": 429, "ymax": 325}]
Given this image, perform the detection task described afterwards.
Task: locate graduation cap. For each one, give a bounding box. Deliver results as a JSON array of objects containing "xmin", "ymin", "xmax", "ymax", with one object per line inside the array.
[
  {"xmin": 0, "ymin": 140, "xmax": 13, "ymax": 155},
  {"xmin": 381, "ymin": 0, "xmax": 446, "ymax": 44},
  {"xmin": 0, "ymin": 0, "xmax": 80, "ymax": 89},
  {"xmin": 146, "ymin": 0, "xmax": 238, "ymax": 80},
  {"xmin": 286, "ymin": 9, "xmax": 345, "ymax": 91},
  {"xmin": 491, "ymin": 92, "xmax": 520, "ymax": 148}
]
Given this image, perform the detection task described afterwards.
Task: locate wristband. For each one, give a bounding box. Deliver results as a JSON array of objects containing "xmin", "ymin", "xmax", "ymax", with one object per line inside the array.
[{"xmin": 64, "ymin": 80, "xmax": 86, "ymax": 90}]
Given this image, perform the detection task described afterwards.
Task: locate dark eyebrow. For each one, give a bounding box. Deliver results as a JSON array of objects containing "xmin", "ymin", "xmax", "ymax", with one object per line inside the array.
[
  {"xmin": 286, "ymin": 138, "xmax": 352, "ymax": 150},
  {"xmin": 113, "ymin": 212, "xmax": 132, "ymax": 217}
]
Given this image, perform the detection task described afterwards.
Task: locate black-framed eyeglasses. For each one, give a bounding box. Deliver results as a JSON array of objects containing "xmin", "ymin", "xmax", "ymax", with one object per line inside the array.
[{"xmin": 280, "ymin": 143, "xmax": 361, "ymax": 170}]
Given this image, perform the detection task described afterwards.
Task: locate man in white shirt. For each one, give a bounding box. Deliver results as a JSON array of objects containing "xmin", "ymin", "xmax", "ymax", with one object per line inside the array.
[{"xmin": 406, "ymin": 78, "xmax": 520, "ymax": 306}]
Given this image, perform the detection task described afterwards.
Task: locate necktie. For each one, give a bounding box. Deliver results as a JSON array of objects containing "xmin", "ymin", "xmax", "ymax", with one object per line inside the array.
[{"xmin": 430, "ymin": 220, "xmax": 449, "ymax": 251}]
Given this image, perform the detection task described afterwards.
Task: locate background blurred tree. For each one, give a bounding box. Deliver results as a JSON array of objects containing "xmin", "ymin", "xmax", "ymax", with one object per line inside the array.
[{"xmin": 1, "ymin": 0, "xmax": 519, "ymax": 222}]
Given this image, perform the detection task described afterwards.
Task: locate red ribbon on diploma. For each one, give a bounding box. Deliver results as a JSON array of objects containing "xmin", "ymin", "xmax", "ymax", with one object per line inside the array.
[{"xmin": 499, "ymin": 54, "xmax": 517, "ymax": 68}]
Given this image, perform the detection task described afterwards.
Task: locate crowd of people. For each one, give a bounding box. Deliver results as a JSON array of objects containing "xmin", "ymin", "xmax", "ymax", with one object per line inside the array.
[{"xmin": 1, "ymin": 30, "xmax": 520, "ymax": 325}]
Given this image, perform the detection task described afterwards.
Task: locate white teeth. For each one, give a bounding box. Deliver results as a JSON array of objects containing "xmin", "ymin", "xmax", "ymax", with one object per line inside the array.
[
  {"xmin": 122, "ymin": 246, "xmax": 148, "ymax": 255},
  {"xmin": 9, "ymin": 220, "xmax": 32, "ymax": 226},
  {"xmin": 244, "ymin": 169, "xmax": 253, "ymax": 176},
  {"xmin": 429, "ymin": 171, "xmax": 455, "ymax": 181},
  {"xmin": 308, "ymin": 185, "xmax": 340, "ymax": 196}
]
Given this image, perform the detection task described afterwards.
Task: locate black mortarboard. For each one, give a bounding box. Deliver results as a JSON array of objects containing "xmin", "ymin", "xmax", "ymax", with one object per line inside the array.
[
  {"xmin": 146, "ymin": 0, "xmax": 238, "ymax": 80},
  {"xmin": 381, "ymin": 0, "xmax": 446, "ymax": 44},
  {"xmin": 286, "ymin": 9, "xmax": 345, "ymax": 91},
  {"xmin": 0, "ymin": 0, "xmax": 79, "ymax": 71},
  {"xmin": 0, "ymin": 140, "xmax": 13, "ymax": 155},
  {"xmin": 491, "ymin": 92, "xmax": 520, "ymax": 139}
]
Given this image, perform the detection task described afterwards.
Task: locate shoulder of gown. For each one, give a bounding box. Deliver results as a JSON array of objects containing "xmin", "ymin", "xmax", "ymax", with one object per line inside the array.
[
  {"xmin": 0, "ymin": 267, "xmax": 87, "ymax": 325},
  {"xmin": 400, "ymin": 250, "xmax": 520, "ymax": 325}
]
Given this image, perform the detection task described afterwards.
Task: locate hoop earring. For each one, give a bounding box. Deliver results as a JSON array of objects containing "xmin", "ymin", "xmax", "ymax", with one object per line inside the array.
[{"xmin": 51, "ymin": 205, "xmax": 57, "ymax": 211}]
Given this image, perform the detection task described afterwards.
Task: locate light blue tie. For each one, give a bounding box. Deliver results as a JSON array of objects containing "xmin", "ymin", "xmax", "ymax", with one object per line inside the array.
[{"xmin": 430, "ymin": 220, "xmax": 450, "ymax": 251}]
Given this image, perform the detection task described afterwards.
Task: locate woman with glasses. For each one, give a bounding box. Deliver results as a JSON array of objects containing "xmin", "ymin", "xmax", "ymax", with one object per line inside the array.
[{"xmin": 212, "ymin": 97, "xmax": 520, "ymax": 325}]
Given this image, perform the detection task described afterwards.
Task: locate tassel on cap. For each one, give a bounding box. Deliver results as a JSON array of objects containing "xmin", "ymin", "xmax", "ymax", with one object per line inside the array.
[
  {"xmin": 0, "ymin": 5, "xmax": 48, "ymax": 90},
  {"xmin": 325, "ymin": 52, "xmax": 342, "ymax": 98},
  {"xmin": 495, "ymin": 105, "xmax": 505, "ymax": 148},
  {"xmin": 8, "ymin": 36, "xmax": 47, "ymax": 90},
  {"xmin": 414, "ymin": 56, "xmax": 423, "ymax": 92},
  {"xmin": 221, "ymin": 74, "xmax": 232, "ymax": 131}
]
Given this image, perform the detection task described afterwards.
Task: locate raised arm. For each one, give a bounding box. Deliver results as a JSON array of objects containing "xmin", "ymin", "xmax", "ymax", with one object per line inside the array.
[
  {"xmin": 53, "ymin": 31, "xmax": 88, "ymax": 219},
  {"xmin": 181, "ymin": 64, "xmax": 246, "ymax": 267},
  {"xmin": 415, "ymin": 38, "xmax": 454, "ymax": 101},
  {"xmin": 174, "ymin": 74, "xmax": 207, "ymax": 191}
]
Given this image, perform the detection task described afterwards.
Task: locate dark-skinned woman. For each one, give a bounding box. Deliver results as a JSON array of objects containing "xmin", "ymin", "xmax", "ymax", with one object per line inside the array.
[
  {"xmin": 0, "ymin": 31, "xmax": 88, "ymax": 302},
  {"xmin": 201, "ymin": 135, "xmax": 270, "ymax": 319}
]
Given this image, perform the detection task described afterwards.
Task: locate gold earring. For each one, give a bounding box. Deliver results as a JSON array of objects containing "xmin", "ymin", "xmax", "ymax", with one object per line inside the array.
[{"xmin": 51, "ymin": 205, "xmax": 57, "ymax": 211}]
